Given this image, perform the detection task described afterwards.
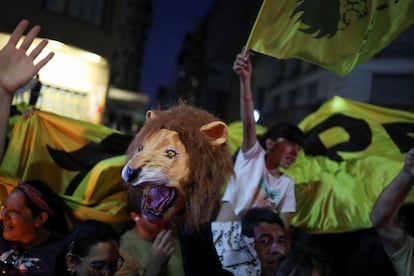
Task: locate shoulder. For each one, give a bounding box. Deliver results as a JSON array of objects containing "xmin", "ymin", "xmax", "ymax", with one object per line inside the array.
[
  {"xmin": 28, "ymin": 234, "xmax": 64, "ymax": 256},
  {"xmin": 239, "ymin": 140, "xmax": 263, "ymax": 157},
  {"xmin": 117, "ymin": 249, "xmax": 144, "ymax": 276},
  {"xmin": 120, "ymin": 228, "xmax": 138, "ymax": 240},
  {"xmin": 280, "ymin": 173, "xmax": 293, "ymax": 180}
]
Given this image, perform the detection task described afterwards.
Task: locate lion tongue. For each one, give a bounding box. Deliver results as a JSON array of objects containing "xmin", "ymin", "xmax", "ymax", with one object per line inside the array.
[{"xmin": 143, "ymin": 186, "xmax": 176, "ymax": 216}]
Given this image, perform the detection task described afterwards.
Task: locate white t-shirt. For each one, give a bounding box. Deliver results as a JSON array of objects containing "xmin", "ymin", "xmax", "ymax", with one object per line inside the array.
[
  {"xmin": 212, "ymin": 221, "xmax": 261, "ymax": 276},
  {"xmin": 222, "ymin": 141, "xmax": 296, "ymax": 216}
]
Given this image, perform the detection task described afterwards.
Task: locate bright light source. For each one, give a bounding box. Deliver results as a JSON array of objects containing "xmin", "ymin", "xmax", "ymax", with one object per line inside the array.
[
  {"xmin": 81, "ymin": 52, "xmax": 102, "ymax": 63},
  {"xmin": 47, "ymin": 40, "xmax": 64, "ymax": 50},
  {"xmin": 254, "ymin": 109, "xmax": 260, "ymax": 122}
]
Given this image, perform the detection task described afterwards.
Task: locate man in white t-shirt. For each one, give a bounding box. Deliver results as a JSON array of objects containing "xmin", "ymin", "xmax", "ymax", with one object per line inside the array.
[{"xmin": 217, "ymin": 48, "xmax": 305, "ymax": 228}]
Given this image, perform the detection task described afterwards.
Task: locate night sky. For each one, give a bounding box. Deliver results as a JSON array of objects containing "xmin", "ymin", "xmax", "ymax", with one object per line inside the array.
[{"xmin": 140, "ymin": 0, "xmax": 214, "ymax": 107}]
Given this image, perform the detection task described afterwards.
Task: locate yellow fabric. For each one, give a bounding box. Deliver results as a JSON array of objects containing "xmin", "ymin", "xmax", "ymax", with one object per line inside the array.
[
  {"xmin": 0, "ymin": 171, "xmax": 19, "ymax": 218},
  {"xmin": 3, "ymin": 102, "xmax": 413, "ymax": 234},
  {"xmin": 227, "ymin": 121, "xmax": 267, "ymax": 155},
  {"xmin": 287, "ymin": 96, "xmax": 414, "ymax": 233},
  {"xmin": 226, "ymin": 96, "xmax": 414, "ymax": 233},
  {"xmin": 246, "ymin": 0, "xmax": 414, "ymax": 76},
  {"xmin": 1, "ymin": 111, "xmax": 131, "ymax": 232}
]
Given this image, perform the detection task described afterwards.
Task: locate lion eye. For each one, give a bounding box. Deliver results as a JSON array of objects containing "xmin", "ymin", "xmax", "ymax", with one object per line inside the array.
[
  {"xmin": 136, "ymin": 145, "xmax": 143, "ymax": 152},
  {"xmin": 165, "ymin": 149, "xmax": 177, "ymax": 159}
]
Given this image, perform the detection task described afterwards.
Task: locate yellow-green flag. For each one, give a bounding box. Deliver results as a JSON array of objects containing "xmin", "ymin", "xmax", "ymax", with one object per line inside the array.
[
  {"xmin": 1, "ymin": 111, "xmax": 133, "ymax": 232},
  {"xmin": 246, "ymin": 0, "xmax": 414, "ymax": 76},
  {"xmin": 227, "ymin": 97, "xmax": 414, "ymax": 233},
  {"xmin": 286, "ymin": 96, "xmax": 414, "ymax": 233},
  {"xmin": 227, "ymin": 120, "xmax": 267, "ymax": 155}
]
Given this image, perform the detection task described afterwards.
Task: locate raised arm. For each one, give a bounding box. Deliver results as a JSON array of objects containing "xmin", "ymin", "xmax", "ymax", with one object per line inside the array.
[
  {"xmin": 0, "ymin": 19, "xmax": 54, "ymax": 162},
  {"xmin": 370, "ymin": 147, "xmax": 414, "ymax": 254},
  {"xmin": 216, "ymin": 48, "xmax": 256, "ymax": 222},
  {"xmin": 233, "ymin": 47, "xmax": 256, "ymax": 152}
]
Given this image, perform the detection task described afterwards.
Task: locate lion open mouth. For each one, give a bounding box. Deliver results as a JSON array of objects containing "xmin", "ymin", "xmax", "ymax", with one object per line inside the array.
[{"xmin": 140, "ymin": 186, "xmax": 177, "ymax": 220}]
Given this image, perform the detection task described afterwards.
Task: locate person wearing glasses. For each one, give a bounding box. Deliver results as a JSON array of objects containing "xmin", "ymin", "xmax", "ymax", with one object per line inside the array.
[{"xmin": 56, "ymin": 219, "xmax": 130, "ymax": 276}]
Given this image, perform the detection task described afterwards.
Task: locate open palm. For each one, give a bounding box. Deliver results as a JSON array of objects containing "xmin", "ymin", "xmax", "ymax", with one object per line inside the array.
[{"xmin": 0, "ymin": 19, "xmax": 54, "ymax": 96}]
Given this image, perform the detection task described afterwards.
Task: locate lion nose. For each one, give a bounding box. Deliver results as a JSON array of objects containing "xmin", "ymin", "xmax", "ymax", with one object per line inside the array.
[{"xmin": 123, "ymin": 166, "xmax": 141, "ymax": 183}]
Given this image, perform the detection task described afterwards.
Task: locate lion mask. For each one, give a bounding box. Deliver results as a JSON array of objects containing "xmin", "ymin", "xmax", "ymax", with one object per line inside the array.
[{"xmin": 122, "ymin": 103, "xmax": 234, "ymax": 229}]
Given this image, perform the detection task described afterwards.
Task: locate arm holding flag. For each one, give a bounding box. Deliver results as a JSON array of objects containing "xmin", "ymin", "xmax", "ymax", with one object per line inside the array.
[
  {"xmin": 370, "ymin": 147, "xmax": 414, "ymax": 258},
  {"xmin": 216, "ymin": 48, "xmax": 256, "ymax": 222},
  {"xmin": 218, "ymin": 49, "xmax": 301, "ymax": 230},
  {"xmin": 234, "ymin": 47, "xmax": 256, "ymax": 153},
  {"xmin": 0, "ymin": 19, "xmax": 54, "ymax": 162}
]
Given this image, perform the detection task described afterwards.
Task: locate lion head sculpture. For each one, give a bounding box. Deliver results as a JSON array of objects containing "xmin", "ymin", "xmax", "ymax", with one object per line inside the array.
[{"xmin": 122, "ymin": 103, "xmax": 234, "ymax": 230}]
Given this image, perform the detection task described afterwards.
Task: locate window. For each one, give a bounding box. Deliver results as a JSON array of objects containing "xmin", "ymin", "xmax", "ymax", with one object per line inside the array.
[
  {"xmin": 69, "ymin": 0, "xmax": 106, "ymax": 26},
  {"xmin": 44, "ymin": 0, "xmax": 106, "ymax": 27}
]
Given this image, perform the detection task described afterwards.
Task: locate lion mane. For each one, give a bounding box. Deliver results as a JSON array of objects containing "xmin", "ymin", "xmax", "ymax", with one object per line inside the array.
[{"xmin": 125, "ymin": 103, "xmax": 234, "ymax": 229}]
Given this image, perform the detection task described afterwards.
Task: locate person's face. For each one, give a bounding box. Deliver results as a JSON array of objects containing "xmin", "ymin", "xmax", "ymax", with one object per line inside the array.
[
  {"xmin": 132, "ymin": 212, "xmax": 165, "ymax": 239},
  {"xmin": 1, "ymin": 189, "xmax": 41, "ymax": 244},
  {"xmin": 253, "ymin": 222, "xmax": 289, "ymax": 276},
  {"xmin": 266, "ymin": 138, "xmax": 300, "ymax": 169},
  {"xmin": 70, "ymin": 240, "xmax": 121, "ymax": 276}
]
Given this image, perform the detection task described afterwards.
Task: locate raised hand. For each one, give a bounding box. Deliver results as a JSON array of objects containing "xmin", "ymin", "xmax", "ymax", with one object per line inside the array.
[
  {"xmin": 232, "ymin": 47, "xmax": 252, "ymax": 81},
  {"xmin": 151, "ymin": 229, "xmax": 174, "ymax": 265},
  {"xmin": 143, "ymin": 229, "xmax": 174, "ymax": 275},
  {"xmin": 0, "ymin": 19, "xmax": 53, "ymax": 164},
  {"xmin": 0, "ymin": 19, "xmax": 54, "ymax": 97}
]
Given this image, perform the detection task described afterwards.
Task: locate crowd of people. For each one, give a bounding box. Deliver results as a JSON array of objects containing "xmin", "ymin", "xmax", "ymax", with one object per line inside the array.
[{"xmin": 0, "ymin": 19, "xmax": 413, "ymax": 276}]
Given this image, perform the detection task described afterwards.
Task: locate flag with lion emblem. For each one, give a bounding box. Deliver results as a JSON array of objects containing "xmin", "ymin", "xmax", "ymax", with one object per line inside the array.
[{"xmin": 246, "ymin": 0, "xmax": 414, "ymax": 76}]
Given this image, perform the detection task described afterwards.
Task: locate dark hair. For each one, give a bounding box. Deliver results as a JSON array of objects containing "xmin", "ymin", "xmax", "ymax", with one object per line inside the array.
[
  {"xmin": 258, "ymin": 122, "xmax": 305, "ymax": 148},
  {"xmin": 274, "ymin": 242, "xmax": 334, "ymax": 276},
  {"xmin": 125, "ymin": 188, "xmax": 143, "ymax": 214},
  {"xmin": 15, "ymin": 180, "xmax": 69, "ymax": 235},
  {"xmin": 55, "ymin": 219, "xmax": 120, "ymax": 275},
  {"xmin": 123, "ymin": 189, "xmax": 143, "ymax": 230},
  {"xmin": 241, "ymin": 207, "xmax": 284, "ymax": 237},
  {"xmin": 65, "ymin": 219, "xmax": 119, "ymax": 257}
]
